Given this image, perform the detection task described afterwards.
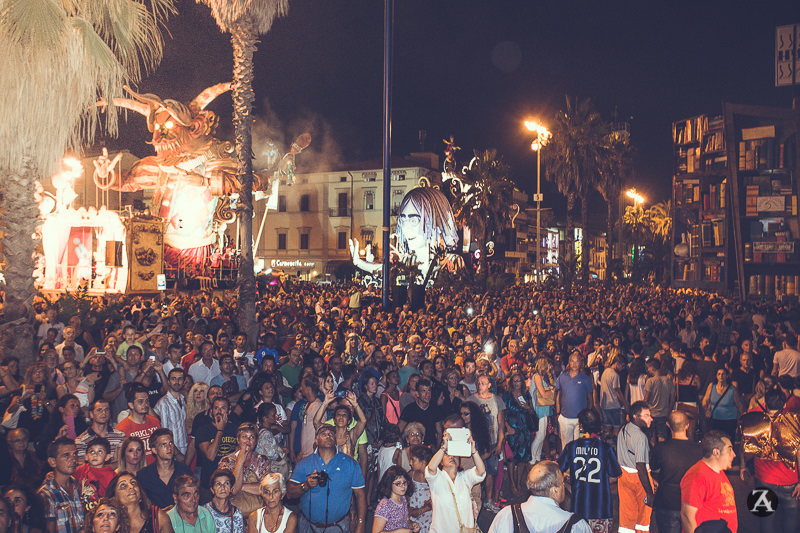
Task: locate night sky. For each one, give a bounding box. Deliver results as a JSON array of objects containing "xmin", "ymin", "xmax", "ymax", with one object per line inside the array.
[{"xmin": 109, "ymin": 0, "xmax": 800, "ymax": 221}]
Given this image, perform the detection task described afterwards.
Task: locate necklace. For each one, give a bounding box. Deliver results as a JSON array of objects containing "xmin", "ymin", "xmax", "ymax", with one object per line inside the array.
[{"xmin": 259, "ymin": 507, "xmax": 282, "ymax": 532}]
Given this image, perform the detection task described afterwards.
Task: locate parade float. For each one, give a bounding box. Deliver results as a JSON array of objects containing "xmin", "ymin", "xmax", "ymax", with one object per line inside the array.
[{"xmin": 36, "ymin": 83, "xmax": 309, "ymax": 294}]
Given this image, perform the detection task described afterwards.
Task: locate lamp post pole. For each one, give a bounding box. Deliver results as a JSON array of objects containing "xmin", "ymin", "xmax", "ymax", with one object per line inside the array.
[
  {"xmin": 525, "ymin": 120, "xmax": 550, "ymax": 284},
  {"xmin": 536, "ymin": 146, "xmax": 542, "ymax": 283}
]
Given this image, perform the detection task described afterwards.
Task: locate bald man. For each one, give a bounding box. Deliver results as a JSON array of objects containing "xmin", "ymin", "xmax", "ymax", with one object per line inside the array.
[
  {"xmin": 488, "ymin": 460, "xmax": 591, "ymax": 533},
  {"xmin": 650, "ymin": 411, "xmax": 703, "ymax": 533}
]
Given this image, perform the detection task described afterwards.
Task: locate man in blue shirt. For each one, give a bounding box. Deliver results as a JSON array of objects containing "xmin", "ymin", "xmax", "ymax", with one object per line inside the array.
[
  {"xmin": 555, "ymin": 352, "xmax": 595, "ymax": 450},
  {"xmin": 287, "ymin": 424, "xmax": 366, "ymax": 533}
]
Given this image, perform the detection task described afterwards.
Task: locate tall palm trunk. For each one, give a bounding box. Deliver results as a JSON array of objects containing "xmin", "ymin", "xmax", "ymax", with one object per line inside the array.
[
  {"xmin": 605, "ymin": 190, "xmax": 615, "ymax": 283},
  {"xmin": 565, "ymin": 192, "xmax": 576, "ymax": 287},
  {"xmin": 231, "ymin": 18, "xmax": 258, "ymax": 348},
  {"xmin": 0, "ymin": 160, "xmax": 40, "ymax": 367},
  {"xmin": 581, "ymin": 193, "xmax": 591, "ymax": 284}
]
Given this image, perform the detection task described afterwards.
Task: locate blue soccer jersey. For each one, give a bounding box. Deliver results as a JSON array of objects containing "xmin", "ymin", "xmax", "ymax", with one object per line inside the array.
[{"xmin": 557, "ymin": 435, "xmax": 622, "ymax": 519}]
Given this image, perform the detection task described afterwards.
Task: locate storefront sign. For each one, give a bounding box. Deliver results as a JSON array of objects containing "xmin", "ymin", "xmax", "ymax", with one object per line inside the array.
[{"xmin": 270, "ymin": 259, "xmax": 317, "ymax": 268}]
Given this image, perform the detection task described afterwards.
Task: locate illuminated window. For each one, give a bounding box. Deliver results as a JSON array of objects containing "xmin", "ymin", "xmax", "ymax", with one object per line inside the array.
[{"xmin": 364, "ymin": 191, "xmax": 375, "ymax": 210}]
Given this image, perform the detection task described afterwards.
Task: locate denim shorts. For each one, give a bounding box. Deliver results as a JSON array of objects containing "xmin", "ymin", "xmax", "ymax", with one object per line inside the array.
[
  {"xmin": 603, "ymin": 408, "xmax": 624, "ymax": 428},
  {"xmin": 485, "ymin": 453, "xmax": 500, "ymax": 476}
]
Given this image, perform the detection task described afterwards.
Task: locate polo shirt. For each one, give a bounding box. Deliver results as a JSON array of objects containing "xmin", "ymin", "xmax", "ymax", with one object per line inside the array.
[
  {"xmin": 556, "ymin": 370, "xmax": 593, "ymax": 418},
  {"xmin": 167, "ymin": 505, "xmax": 217, "ymax": 533},
  {"xmin": 137, "ymin": 460, "xmax": 193, "ymax": 509},
  {"xmin": 617, "ymin": 422, "xmax": 649, "ymax": 471},
  {"xmin": 291, "ymin": 450, "xmax": 365, "ymax": 523}
]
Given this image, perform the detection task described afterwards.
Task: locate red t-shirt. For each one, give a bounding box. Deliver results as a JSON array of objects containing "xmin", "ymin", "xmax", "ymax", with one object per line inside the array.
[
  {"xmin": 181, "ymin": 350, "xmax": 198, "ymax": 368},
  {"xmin": 115, "ymin": 415, "xmax": 162, "ymax": 464},
  {"xmin": 681, "ymin": 460, "xmax": 738, "ymax": 533},
  {"xmin": 74, "ymin": 464, "xmax": 116, "ymax": 511}
]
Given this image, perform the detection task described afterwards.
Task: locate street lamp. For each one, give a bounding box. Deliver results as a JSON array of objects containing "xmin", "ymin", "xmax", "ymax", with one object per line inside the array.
[
  {"xmin": 525, "ymin": 120, "xmax": 551, "ymax": 283},
  {"xmin": 626, "ymin": 188, "xmax": 644, "ymax": 205},
  {"xmin": 622, "ymin": 188, "xmax": 645, "ymax": 276}
]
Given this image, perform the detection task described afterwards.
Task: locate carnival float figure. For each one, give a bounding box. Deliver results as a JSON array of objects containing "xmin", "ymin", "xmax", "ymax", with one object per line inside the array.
[
  {"xmin": 92, "ymin": 83, "xmax": 309, "ymax": 274},
  {"xmin": 349, "ymin": 186, "xmax": 462, "ymax": 295}
]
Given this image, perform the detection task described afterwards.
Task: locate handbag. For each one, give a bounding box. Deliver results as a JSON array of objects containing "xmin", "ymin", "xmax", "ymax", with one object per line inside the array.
[
  {"xmin": 536, "ymin": 383, "xmax": 555, "ymax": 406},
  {"xmin": 448, "ymin": 478, "xmax": 479, "ymax": 533}
]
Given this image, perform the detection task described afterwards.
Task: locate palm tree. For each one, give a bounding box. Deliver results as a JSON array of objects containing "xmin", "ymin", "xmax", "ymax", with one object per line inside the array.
[
  {"xmin": 543, "ymin": 96, "xmax": 608, "ymax": 285},
  {"xmin": 646, "ymin": 200, "xmax": 672, "ymax": 283},
  {"xmin": 198, "ymin": 0, "xmax": 290, "ymax": 347},
  {"xmin": 597, "ymin": 130, "xmax": 633, "ymax": 282},
  {"xmin": 0, "ymin": 0, "xmax": 174, "ymax": 365},
  {"xmin": 450, "ymin": 149, "xmax": 515, "ymax": 284}
]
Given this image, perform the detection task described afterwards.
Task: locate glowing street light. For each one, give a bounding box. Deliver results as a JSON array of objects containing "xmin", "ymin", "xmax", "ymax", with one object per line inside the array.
[
  {"xmin": 525, "ymin": 119, "xmax": 550, "ymax": 283},
  {"xmin": 626, "ymin": 188, "xmax": 645, "ymax": 205}
]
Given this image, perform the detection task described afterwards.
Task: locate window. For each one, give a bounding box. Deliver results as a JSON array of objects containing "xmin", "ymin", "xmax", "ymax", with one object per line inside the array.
[
  {"xmin": 277, "ymin": 233, "xmax": 287, "ymax": 250},
  {"xmin": 338, "ymin": 232, "xmax": 348, "ymax": 250},
  {"xmin": 340, "ymin": 176, "xmax": 347, "ymax": 182},
  {"xmin": 300, "ymin": 194, "xmax": 310, "ymax": 212},
  {"xmin": 364, "ymin": 191, "xmax": 375, "ymax": 210},
  {"xmin": 300, "ymin": 233, "xmax": 309, "ymax": 250},
  {"xmin": 363, "ymin": 172, "xmax": 377, "ymax": 182},
  {"xmin": 337, "ymin": 193, "xmax": 348, "ymax": 217},
  {"xmin": 361, "ymin": 230, "xmax": 374, "ymax": 244},
  {"xmin": 278, "ymin": 196, "xmax": 286, "ymax": 212}
]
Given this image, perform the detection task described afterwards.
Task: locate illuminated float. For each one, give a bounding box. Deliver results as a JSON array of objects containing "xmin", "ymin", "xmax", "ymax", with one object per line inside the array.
[{"xmin": 35, "ymin": 83, "xmax": 309, "ymax": 293}]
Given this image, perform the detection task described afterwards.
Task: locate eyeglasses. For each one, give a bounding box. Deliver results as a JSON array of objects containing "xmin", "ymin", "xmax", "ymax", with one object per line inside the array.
[
  {"xmin": 398, "ymin": 214, "xmax": 421, "ymax": 227},
  {"xmin": 407, "ymin": 432, "xmax": 422, "ymax": 437},
  {"xmin": 393, "ymin": 480, "xmax": 408, "ymax": 487}
]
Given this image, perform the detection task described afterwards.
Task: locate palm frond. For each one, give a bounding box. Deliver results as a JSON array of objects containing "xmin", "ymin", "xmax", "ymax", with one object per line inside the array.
[{"xmin": 199, "ymin": 0, "xmax": 290, "ymax": 33}]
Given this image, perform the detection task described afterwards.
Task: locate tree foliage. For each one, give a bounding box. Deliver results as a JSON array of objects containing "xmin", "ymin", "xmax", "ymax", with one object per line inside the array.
[
  {"xmin": 0, "ymin": 0, "xmax": 174, "ymax": 365},
  {"xmin": 543, "ymin": 96, "xmax": 608, "ymax": 285},
  {"xmin": 449, "ymin": 149, "xmax": 515, "ymax": 283},
  {"xmin": 196, "ymin": 0, "xmax": 290, "ymax": 349}
]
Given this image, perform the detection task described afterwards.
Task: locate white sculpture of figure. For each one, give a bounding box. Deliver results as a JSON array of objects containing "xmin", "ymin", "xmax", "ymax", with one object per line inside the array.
[{"xmin": 349, "ymin": 186, "xmax": 460, "ymax": 286}]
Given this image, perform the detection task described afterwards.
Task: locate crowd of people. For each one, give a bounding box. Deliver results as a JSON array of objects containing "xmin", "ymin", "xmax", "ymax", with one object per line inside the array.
[{"xmin": 0, "ymin": 282, "xmax": 798, "ymax": 533}]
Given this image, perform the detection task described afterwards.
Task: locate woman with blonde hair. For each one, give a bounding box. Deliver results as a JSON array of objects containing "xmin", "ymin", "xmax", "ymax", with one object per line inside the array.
[
  {"xmin": 748, "ymin": 375, "xmax": 776, "ymax": 411},
  {"xmin": 184, "ymin": 382, "xmax": 209, "ymax": 435},
  {"xmin": 529, "ymin": 357, "xmax": 555, "ymax": 463}
]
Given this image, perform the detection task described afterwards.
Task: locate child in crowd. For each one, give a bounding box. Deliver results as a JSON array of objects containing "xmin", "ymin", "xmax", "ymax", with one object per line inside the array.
[
  {"xmin": 74, "ymin": 437, "xmax": 116, "ymax": 511},
  {"xmin": 374, "ymin": 466, "xmax": 419, "ymax": 533},
  {"xmin": 407, "ymin": 445, "xmax": 433, "ymax": 533},
  {"xmin": 377, "ymin": 425, "xmax": 403, "ymax": 481}
]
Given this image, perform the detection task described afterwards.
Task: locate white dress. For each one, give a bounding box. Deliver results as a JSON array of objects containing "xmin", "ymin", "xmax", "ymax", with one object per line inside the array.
[{"xmin": 408, "ymin": 478, "xmax": 432, "ymax": 533}]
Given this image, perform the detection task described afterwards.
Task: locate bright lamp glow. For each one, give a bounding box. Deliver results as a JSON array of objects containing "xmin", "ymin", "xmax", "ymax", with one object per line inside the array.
[
  {"xmin": 525, "ymin": 119, "xmax": 551, "ymax": 150},
  {"xmin": 626, "ymin": 188, "xmax": 644, "ymax": 204}
]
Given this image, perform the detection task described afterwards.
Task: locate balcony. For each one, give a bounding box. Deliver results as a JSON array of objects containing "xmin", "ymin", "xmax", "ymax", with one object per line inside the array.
[{"xmin": 329, "ymin": 208, "xmax": 351, "ymax": 217}]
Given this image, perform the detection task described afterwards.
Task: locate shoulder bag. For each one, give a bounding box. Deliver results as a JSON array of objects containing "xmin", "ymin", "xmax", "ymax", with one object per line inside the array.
[
  {"xmin": 511, "ymin": 504, "xmax": 529, "ymax": 533},
  {"xmin": 448, "ymin": 478, "xmax": 479, "ymax": 533}
]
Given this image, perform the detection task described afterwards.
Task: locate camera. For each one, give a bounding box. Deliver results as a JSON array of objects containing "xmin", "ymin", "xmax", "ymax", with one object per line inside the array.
[{"xmin": 317, "ymin": 471, "xmax": 329, "ymax": 487}]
